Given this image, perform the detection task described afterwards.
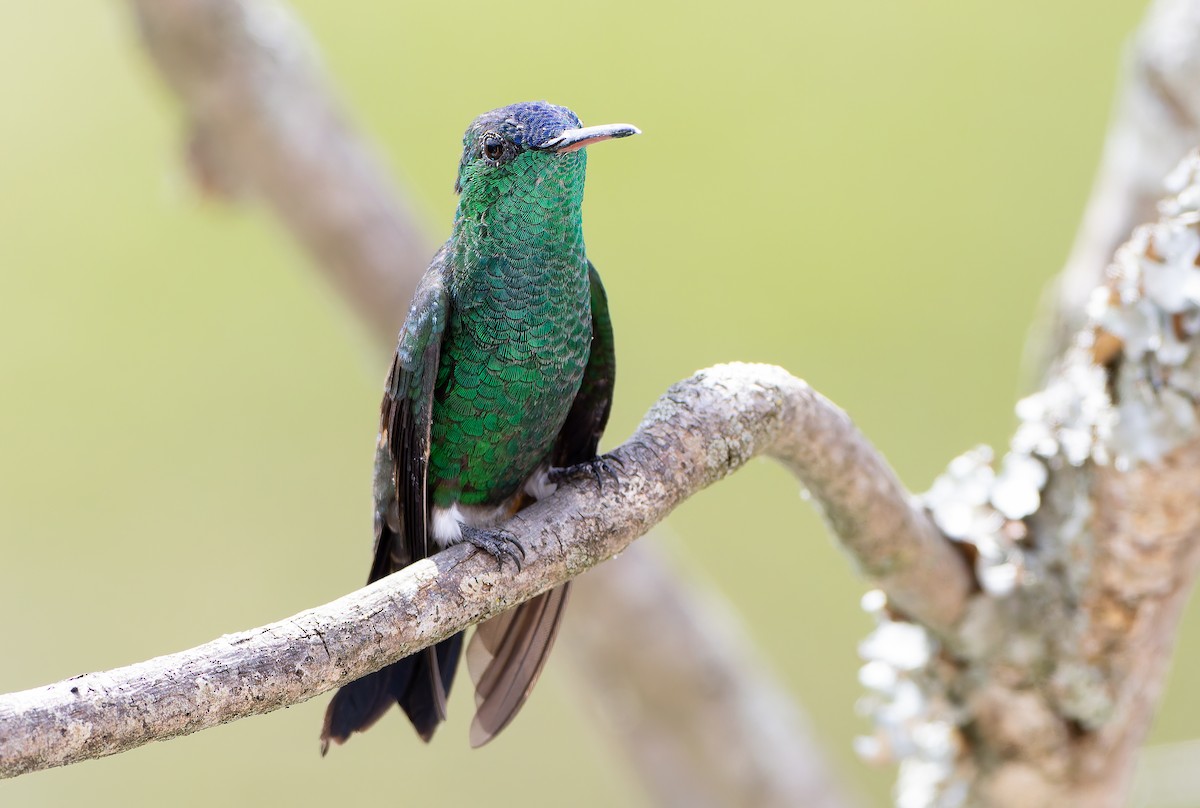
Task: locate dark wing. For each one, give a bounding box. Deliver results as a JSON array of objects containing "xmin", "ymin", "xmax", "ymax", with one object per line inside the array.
[
  {"xmin": 370, "ymin": 251, "xmax": 454, "ymax": 718},
  {"xmin": 466, "ymin": 262, "xmax": 616, "ymax": 747},
  {"xmin": 320, "ymin": 250, "xmax": 453, "ymax": 749},
  {"xmin": 369, "ymin": 249, "xmax": 451, "ymax": 580}
]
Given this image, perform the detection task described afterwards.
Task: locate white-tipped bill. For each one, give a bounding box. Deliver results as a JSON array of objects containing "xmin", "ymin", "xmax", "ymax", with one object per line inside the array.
[{"xmin": 537, "ymin": 123, "xmax": 641, "ymax": 154}]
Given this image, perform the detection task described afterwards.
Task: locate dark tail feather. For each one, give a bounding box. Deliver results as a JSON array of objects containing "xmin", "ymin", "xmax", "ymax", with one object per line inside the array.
[
  {"xmin": 398, "ymin": 632, "xmax": 464, "ymax": 741},
  {"xmin": 320, "ymin": 632, "xmax": 464, "ymax": 753}
]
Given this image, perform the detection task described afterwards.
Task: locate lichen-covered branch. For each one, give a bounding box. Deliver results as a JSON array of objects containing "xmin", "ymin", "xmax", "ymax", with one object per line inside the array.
[
  {"xmin": 0, "ymin": 362, "xmax": 931, "ymax": 784},
  {"xmin": 1049, "ymin": 0, "xmax": 1200, "ymax": 350},
  {"xmin": 847, "ymin": 4, "xmax": 1200, "ymax": 802},
  {"xmin": 854, "ymin": 153, "xmax": 1200, "ymax": 807}
]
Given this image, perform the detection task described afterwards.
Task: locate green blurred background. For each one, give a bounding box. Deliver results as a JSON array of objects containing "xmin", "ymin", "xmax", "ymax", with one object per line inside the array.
[{"xmin": 0, "ymin": 1, "xmax": 1181, "ymax": 806}]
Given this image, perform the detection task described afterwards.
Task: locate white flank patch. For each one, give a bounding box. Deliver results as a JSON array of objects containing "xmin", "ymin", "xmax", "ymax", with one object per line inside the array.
[
  {"xmin": 431, "ymin": 504, "xmax": 464, "ymax": 548},
  {"xmin": 523, "ymin": 467, "xmax": 557, "ymax": 501}
]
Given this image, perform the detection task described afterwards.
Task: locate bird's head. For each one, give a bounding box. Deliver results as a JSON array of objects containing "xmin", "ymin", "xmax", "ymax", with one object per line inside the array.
[{"xmin": 452, "ymin": 101, "xmax": 639, "ymax": 223}]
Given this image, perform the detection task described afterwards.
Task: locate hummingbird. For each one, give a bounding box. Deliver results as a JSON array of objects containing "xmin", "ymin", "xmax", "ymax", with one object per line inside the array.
[{"xmin": 320, "ymin": 101, "xmax": 639, "ymax": 750}]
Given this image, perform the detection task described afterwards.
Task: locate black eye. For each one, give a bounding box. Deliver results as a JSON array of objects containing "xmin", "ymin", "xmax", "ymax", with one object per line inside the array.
[{"xmin": 482, "ymin": 134, "xmax": 504, "ymax": 161}]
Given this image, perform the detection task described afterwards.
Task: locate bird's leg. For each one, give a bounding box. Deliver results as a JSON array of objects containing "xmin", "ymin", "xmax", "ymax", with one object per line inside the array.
[
  {"xmin": 458, "ymin": 524, "xmax": 526, "ymax": 570},
  {"xmin": 547, "ymin": 453, "xmax": 623, "ymax": 493}
]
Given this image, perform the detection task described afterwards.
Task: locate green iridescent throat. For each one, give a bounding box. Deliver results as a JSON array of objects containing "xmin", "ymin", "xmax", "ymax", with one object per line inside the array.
[{"xmin": 429, "ymin": 148, "xmax": 593, "ymax": 507}]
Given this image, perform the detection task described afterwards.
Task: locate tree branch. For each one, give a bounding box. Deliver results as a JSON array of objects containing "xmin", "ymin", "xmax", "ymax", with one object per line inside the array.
[
  {"xmin": 0, "ymin": 363, "xmax": 933, "ymax": 781},
  {"xmin": 850, "ymin": 147, "xmax": 1200, "ymax": 806},
  {"xmin": 1049, "ymin": 0, "xmax": 1200, "ymax": 352},
  {"xmin": 131, "ymin": 0, "xmax": 431, "ymax": 339}
]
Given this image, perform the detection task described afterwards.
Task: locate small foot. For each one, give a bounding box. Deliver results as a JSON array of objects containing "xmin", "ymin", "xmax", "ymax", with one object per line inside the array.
[
  {"xmin": 459, "ymin": 525, "xmax": 525, "ymax": 570},
  {"xmin": 548, "ymin": 454, "xmax": 623, "ymax": 494}
]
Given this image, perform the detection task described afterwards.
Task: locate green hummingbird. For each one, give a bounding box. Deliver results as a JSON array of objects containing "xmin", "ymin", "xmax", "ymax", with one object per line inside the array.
[{"xmin": 320, "ymin": 101, "xmax": 639, "ymax": 750}]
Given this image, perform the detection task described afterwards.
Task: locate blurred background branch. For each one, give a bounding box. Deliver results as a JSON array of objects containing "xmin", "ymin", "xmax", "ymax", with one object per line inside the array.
[
  {"xmin": 133, "ymin": 0, "xmax": 429, "ymax": 339},
  {"xmin": 569, "ymin": 545, "xmax": 863, "ymax": 808}
]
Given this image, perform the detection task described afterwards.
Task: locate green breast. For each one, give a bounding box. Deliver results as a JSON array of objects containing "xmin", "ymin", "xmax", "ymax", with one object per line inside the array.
[{"xmin": 428, "ymin": 251, "xmax": 592, "ymax": 507}]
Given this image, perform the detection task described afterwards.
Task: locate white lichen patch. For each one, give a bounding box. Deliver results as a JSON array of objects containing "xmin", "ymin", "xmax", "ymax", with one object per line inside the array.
[
  {"xmin": 1012, "ymin": 361, "xmax": 1113, "ymax": 468},
  {"xmin": 1086, "ymin": 148, "xmax": 1200, "ymax": 465},
  {"xmin": 855, "ymin": 590, "xmax": 964, "ymax": 807},
  {"xmin": 859, "ymin": 621, "xmax": 934, "ymax": 672},
  {"xmin": 923, "ymin": 446, "xmax": 1029, "ymax": 598},
  {"xmin": 990, "ymin": 452, "xmax": 1047, "ymax": 520}
]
